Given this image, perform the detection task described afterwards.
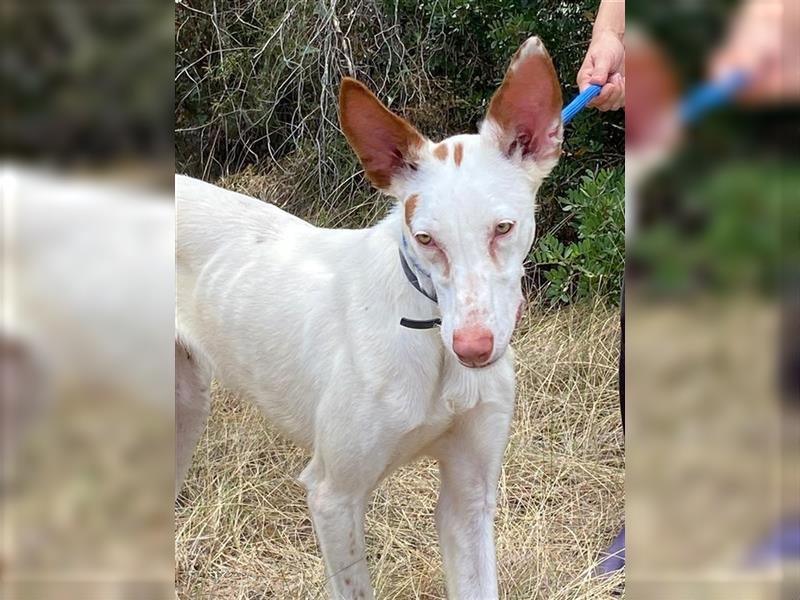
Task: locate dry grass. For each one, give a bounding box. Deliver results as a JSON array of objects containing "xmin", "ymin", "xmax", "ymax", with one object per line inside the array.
[{"xmin": 175, "ymin": 301, "xmax": 624, "ymax": 599}]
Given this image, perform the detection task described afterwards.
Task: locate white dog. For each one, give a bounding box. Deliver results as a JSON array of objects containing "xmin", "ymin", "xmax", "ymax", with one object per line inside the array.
[{"xmin": 176, "ymin": 36, "xmax": 563, "ymax": 600}]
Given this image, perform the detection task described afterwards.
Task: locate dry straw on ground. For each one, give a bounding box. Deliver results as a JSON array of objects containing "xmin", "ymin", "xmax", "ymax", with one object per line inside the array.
[{"xmin": 175, "ymin": 301, "xmax": 624, "ymax": 599}]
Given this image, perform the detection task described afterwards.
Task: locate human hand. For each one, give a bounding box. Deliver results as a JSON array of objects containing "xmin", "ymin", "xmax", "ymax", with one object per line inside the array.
[
  {"xmin": 577, "ymin": 29, "xmax": 626, "ymax": 111},
  {"xmin": 709, "ymin": 0, "xmax": 797, "ymax": 104}
]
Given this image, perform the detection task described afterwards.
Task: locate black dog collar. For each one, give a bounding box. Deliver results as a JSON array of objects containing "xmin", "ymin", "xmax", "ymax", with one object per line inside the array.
[{"xmin": 398, "ymin": 242, "xmax": 441, "ymax": 330}]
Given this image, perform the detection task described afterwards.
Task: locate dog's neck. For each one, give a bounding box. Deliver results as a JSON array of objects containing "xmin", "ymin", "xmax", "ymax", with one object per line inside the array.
[
  {"xmin": 374, "ymin": 208, "xmax": 441, "ymax": 325},
  {"xmin": 398, "ymin": 231, "xmax": 437, "ymax": 304}
]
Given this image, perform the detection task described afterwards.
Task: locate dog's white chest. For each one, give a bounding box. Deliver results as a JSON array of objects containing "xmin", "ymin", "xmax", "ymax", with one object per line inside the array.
[{"xmin": 386, "ymin": 355, "xmax": 515, "ymax": 468}]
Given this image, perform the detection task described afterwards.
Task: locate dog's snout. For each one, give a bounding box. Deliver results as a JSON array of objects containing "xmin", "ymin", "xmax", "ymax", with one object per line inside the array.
[{"xmin": 452, "ymin": 326, "xmax": 494, "ymax": 367}]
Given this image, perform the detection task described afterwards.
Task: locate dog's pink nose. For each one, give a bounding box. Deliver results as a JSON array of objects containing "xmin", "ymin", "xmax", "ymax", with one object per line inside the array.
[{"xmin": 453, "ymin": 327, "xmax": 494, "ymax": 367}]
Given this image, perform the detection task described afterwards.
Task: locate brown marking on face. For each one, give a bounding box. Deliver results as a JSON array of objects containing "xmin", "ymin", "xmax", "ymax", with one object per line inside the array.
[
  {"xmin": 453, "ymin": 142, "xmax": 464, "ymax": 167},
  {"xmin": 404, "ymin": 194, "xmax": 419, "ymax": 227},
  {"xmin": 344, "ymin": 578, "xmax": 351, "ymax": 586},
  {"xmin": 433, "ymin": 143, "xmax": 448, "ymax": 161},
  {"xmin": 489, "ymin": 232, "xmax": 500, "ymax": 263}
]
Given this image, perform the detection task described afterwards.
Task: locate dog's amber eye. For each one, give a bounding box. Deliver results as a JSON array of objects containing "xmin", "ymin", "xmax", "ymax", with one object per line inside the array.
[
  {"xmin": 495, "ymin": 220, "xmax": 514, "ymax": 235},
  {"xmin": 414, "ymin": 232, "xmax": 433, "ymax": 246}
]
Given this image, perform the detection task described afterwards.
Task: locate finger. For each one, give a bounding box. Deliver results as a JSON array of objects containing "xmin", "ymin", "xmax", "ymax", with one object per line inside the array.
[
  {"xmin": 596, "ymin": 84, "xmax": 622, "ymax": 111},
  {"xmin": 709, "ymin": 43, "xmax": 760, "ymax": 86},
  {"xmin": 577, "ymin": 61, "xmax": 594, "ymax": 92},
  {"xmin": 577, "ymin": 73, "xmax": 593, "ymax": 92},
  {"xmin": 610, "ymin": 89, "xmax": 625, "ymax": 111},
  {"xmin": 738, "ymin": 69, "xmax": 781, "ymax": 104},
  {"xmin": 615, "ymin": 76, "xmax": 626, "ymax": 109},
  {"xmin": 601, "ymin": 75, "xmax": 624, "ymax": 110},
  {"xmin": 589, "ymin": 54, "xmax": 613, "ymax": 86},
  {"xmin": 588, "ymin": 82, "xmax": 616, "ymax": 108},
  {"xmin": 609, "ymin": 72, "xmax": 624, "ymax": 86},
  {"xmin": 709, "ymin": 49, "xmax": 746, "ymax": 84},
  {"xmin": 596, "ymin": 97, "xmax": 616, "ymax": 112},
  {"xmin": 606, "ymin": 80, "xmax": 625, "ymax": 110}
]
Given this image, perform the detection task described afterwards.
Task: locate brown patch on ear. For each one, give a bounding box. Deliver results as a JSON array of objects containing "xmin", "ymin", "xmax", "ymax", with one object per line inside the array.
[
  {"xmin": 433, "ymin": 143, "xmax": 448, "ymax": 161},
  {"xmin": 485, "ymin": 37, "xmax": 562, "ymax": 161},
  {"xmin": 404, "ymin": 194, "xmax": 419, "ymax": 227},
  {"xmin": 339, "ymin": 78, "xmax": 425, "ymax": 190},
  {"xmin": 453, "ymin": 142, "xmax": 464, "ymax": 167}
]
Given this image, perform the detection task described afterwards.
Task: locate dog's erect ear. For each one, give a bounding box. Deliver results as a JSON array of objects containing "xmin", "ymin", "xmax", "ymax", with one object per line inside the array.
[
  {"xmin": 482, "ymin": 37, "xmax": 563, "ymax": 174},
  {"xmin": 339, "ymin": 78, "xmax": 426, "ymax": 192}
]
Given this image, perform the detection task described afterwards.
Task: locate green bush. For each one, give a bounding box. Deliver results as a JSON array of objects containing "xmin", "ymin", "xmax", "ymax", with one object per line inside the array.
[
  {"xmin": 631, "ymin": 161, "xmax": 793, "ymax": 295},
  {"xmin": 532, "ymin": 168, "xmax": 624, "ymax": 304}
]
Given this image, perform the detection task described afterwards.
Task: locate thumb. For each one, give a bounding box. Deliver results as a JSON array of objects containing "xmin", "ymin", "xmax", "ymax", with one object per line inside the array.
[
  {"xmin": 589, "ymin": 54, "xmax": 612, "ymax": 86},
  {"xmin": 577, "ymin": 65, "xmax": 593, "ymax": 92}
]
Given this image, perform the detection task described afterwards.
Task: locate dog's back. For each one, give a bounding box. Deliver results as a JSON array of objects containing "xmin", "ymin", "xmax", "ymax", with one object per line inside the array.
[{"xmin": 176, "ymin": 174, "xmax": 311, "ymax": 275}]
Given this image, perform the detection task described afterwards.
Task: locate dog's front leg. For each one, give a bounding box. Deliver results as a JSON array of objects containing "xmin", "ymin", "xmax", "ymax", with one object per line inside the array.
[
  {"xmin": 430, "ymin": 400, "xmax": 513, "ymax": 600},
  {"xmin": 300, "ymin": 461, "xmax": 374, "ymax": 600}
]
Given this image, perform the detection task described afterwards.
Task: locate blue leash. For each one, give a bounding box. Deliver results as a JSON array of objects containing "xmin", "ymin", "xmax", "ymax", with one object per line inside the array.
[
  {"xmin": 561, "ymin": 83, "xmax": 602, "ymax": 124},
  {"xmin": 561, "ymin": 71, "xmax": 748, "ymax": 126},
  {"xmin": 678, "ymin": 70, "xmax": 749, "ymax": 124}
]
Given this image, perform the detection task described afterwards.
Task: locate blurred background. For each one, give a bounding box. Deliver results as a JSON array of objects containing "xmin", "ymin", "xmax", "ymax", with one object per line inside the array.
[
  {"xmin": 626, "ymin": 0, "xmax": 799, "ymax": 598},
  {"xmin": 2, "ymin": 1, "xmax": 174, "ymax": 599}
]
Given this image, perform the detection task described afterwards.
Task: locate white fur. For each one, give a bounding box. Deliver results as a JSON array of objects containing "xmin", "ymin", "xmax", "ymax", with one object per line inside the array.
[
  {"xmin": 402, "ymin": 134, "xmax": 541, "ymax": 363},
  {"xmin": 176, "ymin": 36, "xmax": 560, "ymax": 600}
]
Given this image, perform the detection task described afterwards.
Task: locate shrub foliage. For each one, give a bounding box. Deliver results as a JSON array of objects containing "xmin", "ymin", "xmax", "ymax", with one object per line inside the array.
[{"xmin": 532, "ymin": 168, "xmax": 624, "ymax": 304}]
